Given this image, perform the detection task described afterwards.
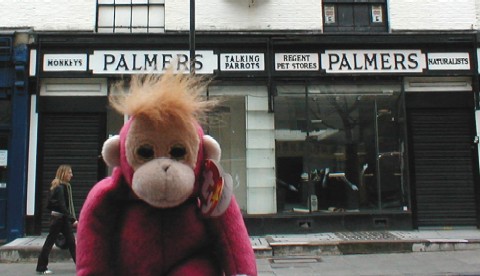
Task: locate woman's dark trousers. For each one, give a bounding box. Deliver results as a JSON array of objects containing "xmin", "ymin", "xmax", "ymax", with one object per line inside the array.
[{"xmin": 36, "ymin": 216, "xmax": 76, "ymax": 272}]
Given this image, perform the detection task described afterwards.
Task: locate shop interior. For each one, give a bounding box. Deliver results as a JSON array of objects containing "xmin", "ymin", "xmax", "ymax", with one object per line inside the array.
[{"xmin": 274, "ymin": 83, "xmax": 409, "ymax": 213}]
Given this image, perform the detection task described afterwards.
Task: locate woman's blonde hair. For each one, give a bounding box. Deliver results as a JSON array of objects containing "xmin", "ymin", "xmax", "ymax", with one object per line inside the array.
[{"xmin": 50, "ymin": 164, "xmax": 72, "ymax": 191}]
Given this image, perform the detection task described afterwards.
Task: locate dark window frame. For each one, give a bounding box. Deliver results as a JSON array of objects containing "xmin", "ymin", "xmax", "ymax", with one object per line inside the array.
[{"xmin": 323, "ymin": 0, "xmax": 388, "ymax": 33}]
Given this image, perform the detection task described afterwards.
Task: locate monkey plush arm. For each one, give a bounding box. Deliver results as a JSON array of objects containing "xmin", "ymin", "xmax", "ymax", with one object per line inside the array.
[
  {"xmin": 202, "ymin": 135, "xmax": 257, "ymax": 275},
  {"xmin": 76, "ymin": 168, "xmax": 126, "ymax": 276},
  {"xmin": 208, "ymin": 196, "xmax": 257, "ymax": 276}
]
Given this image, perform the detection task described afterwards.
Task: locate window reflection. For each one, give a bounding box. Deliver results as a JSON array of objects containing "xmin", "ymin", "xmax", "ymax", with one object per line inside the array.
[
  {"xmin": 275, "ymin": 84, "xmax": 408, "ymax": 213},
  {"xmin": 0, "ymin": 100, "xmax": 11, "ymax": 125}
]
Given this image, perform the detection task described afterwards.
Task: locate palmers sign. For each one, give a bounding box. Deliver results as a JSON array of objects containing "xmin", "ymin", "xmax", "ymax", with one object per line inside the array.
[
  {"xmin": 321, "ymin": 50, "xmax": 426, "ymax": 73},
  {"xmin": 37, "ymin": 49, "xmax": 470, "ymax": 75},
  {"xmin": 89, "ymin": 50, "xmax": 218, "ymax": 74}
]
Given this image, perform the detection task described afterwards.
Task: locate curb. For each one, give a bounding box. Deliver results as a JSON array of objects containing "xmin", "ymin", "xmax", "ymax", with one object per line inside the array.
[
  {"xmin": 0, "ymin": 246, "xmax": 72, "ymax": 263},
  {"xmin": 2, "ymin": 237, "xmax": 480, "ymax": 263},
  {"xmin": 252, "ymin": 239, "xmax": 480, "ymax": 258}
]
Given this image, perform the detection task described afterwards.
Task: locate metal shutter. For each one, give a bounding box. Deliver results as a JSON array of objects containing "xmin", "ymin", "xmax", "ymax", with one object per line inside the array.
[
  {"xmin": 409, "ymin": 109, "xmax": 477, "ymax": 227},
  {"xmin": 39, "ymin": 113, "xmax": 105, "ymax": 232}
]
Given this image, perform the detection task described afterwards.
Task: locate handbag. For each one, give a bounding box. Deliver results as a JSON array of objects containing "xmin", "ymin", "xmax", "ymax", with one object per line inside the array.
[{"xmin": 54, "ymin": 233, "xmax": 68, "ymax": 250}]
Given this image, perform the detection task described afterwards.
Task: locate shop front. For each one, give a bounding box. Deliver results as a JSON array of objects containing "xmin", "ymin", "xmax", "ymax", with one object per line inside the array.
[
  {"xmin": 28, "ymin": 32, "xmax": 480, "ymax": 235},
  {"xmin": 242, "ymin": 34, "xmax": 479, "ymax": 234},
  {"xmin": 0, "ymin": 33, "xmax": 29, "ymax": 242},
  {"xmin": 28, "ymin": 33, "xmax": 274, "ymax": 233}
]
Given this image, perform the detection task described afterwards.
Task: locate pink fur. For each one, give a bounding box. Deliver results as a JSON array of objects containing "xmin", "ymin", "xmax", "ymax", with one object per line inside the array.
[{"xmin": 77, "ymin": 72, "xmax": 256, "ymax": 275}]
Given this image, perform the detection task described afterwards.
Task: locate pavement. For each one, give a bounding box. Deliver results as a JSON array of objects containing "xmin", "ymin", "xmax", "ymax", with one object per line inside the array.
[
  {"xmin": 252, "ymin": 229, "xmax": 480, "ymax": 258},
  {"xmin": 2, "ymin": 250, "xmax": 480, "ymax": 276},
  {"xmin": 1, "ymin": 228, "xmax": 480, "ymax": 263},
  {"xmin": 0, "ymin": 229, "xmax": 480, "ymax": 263}
]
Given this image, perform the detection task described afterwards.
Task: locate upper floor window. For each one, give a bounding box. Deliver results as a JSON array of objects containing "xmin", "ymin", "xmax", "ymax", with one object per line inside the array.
[
  {"xmin": 96, "ymin": 0, "xmax": 165, "ymax": 33},
  {"xmin": 323, "ymin": 0, "xmax": 387, "ymax": 33}
]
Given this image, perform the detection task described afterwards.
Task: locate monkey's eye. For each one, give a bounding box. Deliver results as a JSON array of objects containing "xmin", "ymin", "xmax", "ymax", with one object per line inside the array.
[
  {"xmin": 170, "ymin": 144, "xmax": 187, "ymax": 160},
  {"xmin": 136, "ymin": 144, "xmax": 155, "ymax": 161}
]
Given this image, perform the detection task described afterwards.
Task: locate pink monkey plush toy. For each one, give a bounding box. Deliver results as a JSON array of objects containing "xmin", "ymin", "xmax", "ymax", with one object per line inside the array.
[{"xmin": 76, "ymin": 71, "xmax": 257, "ymax": 276}]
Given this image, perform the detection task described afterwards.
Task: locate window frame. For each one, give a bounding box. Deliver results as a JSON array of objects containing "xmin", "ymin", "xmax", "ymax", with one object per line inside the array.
[
  {"xmin": 323, "ymin": 0, "xmax": 388, "ymax": 33},
  {"xmin": 96, "ymin": 0, "xmax": 165, "ymax": 33}
]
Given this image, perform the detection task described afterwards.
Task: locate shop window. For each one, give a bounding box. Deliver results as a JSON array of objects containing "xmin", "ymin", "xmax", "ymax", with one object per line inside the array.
[
  {"xmin": 274, "ymin": 83, "xmax": 409, "ymax": 213},
  {"xmin": 323, "ymin": 0, "xmax": 387, "ymax": 33},
  {"xmin": 205, "ymin": 86, "xmax": 276, "ymax": 214},
  {"xmin": 207, "ymin": 96, "xmax": 248, "ymax": 212},
  {"xmin": 96, "ymin": 0, "xmax": 165, "ymax": 33}
]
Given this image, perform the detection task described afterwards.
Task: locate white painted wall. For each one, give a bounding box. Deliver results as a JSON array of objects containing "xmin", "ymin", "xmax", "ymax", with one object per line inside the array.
[
  {"xmin": 165, "ymin": 0, "xmax": 322, "ymax": 31},
  {"xmin": 0, "ymin": 0, "xmax": 322, "ymax": 32},
  {"xmin": 0, "ymin": 0, "xmax": 95, "ymax": 31},
  {"xmin": 476, "ymin": 0, "xmax": 480, "ymax": 30},
  {"xmin": 2, "ymin": 0, "xmax": 480, "ymax": 32},
  {"xmin": 389, "ymin": 0, "xmax": 477, "ymax": 31}
]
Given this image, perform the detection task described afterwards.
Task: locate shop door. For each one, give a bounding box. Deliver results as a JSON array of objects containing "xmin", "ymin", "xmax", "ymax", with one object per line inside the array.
[
  {"xmin": 38, "ymin": 113, "xmax": 106, "ymax": 232},
  {"xmin": 408, "ymin": 98, "xmax": 477, "ymax": 227},
  {"xmin": 0, "ymin": 131, "xmax": 8, "ymax": 241}
]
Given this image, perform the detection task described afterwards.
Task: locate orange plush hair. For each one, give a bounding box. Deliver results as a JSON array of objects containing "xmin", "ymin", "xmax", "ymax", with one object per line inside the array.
[{"xmin": 109, "ymin": 70, "xmax": 216, "ymax": 127}]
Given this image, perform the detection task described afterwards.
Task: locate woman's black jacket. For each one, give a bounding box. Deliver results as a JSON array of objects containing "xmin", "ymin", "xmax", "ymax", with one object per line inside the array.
[{"xmin": 47, "ymin": 183, "xmax": 75, "ymax": 223}]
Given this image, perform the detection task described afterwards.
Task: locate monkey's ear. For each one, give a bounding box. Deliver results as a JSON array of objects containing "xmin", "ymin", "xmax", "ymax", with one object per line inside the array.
[
  {"xmin": 203, "ymin": 135, "xmax": 221, "ymax": 162},
  {"xmin": 102, "ymin": 135, "xmax": 121, "ymax": 167}
]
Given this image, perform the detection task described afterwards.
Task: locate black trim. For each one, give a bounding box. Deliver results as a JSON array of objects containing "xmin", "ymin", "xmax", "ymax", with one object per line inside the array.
[
  {"xmin": 244, "ymin": 212, "xmax": 412, "ymax": 235},
  {"xmin": 34, "ymin": 32, "xmax": 476, "ymax": 46},
  {"xmin": 38, "ymin": 96, "xmax": 107, "ymax": 112}
]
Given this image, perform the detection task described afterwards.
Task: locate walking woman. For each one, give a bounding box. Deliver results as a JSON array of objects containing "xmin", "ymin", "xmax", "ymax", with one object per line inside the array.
[{"xmin": 36, "ymin": 164, "xmax": 78, "ymax": 274}]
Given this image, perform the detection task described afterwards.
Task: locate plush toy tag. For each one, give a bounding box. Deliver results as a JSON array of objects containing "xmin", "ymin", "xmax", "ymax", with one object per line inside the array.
[{"xmin": 201, "ymin": 159, "xmax": 233, "ymax": 217}]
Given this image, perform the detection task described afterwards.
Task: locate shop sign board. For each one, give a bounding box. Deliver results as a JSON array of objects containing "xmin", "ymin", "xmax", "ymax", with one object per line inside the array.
[
  {"xmin": 321, "ymin": 50, "xmax": 426, "ymax": 73},
  {"xmin": 89, "ymin": 50, "xmax": 218, "ymax": 74},
  {"xmin": 427, "ymin": 53, "xmax": 470, "ymax": 70},
  {"xmin": 38, "ymin": 49, "xmax": 471, "ymax": 75},
  {"xmin": 275, "ymin": 53, "xmax": 319, "ymax": 71},
  {"xmin": 43, "ymin": 54, "xmax": 88, "ymax": 72},
  {"xmin": 220, "ymin": 53, "xmax": 264, "ymax": 71}
]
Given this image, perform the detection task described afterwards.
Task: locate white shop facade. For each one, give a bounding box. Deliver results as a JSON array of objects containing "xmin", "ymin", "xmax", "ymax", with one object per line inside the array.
[{"xmin": 27, "ymin": 33, "xmax": 479, "ymax": 235}]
